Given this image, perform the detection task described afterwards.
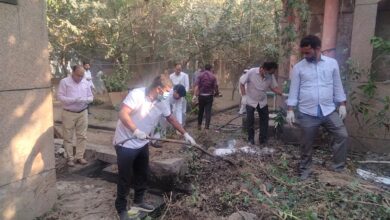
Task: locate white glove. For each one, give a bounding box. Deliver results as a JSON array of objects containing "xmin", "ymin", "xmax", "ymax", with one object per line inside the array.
[
  {"xmin": 86, "ymin": 97, "xmax": 93, "ymax": 104},
  {"xmin": 133, "ymin": 129, "xmax": 147, "ymax": 140},
  {"xmin": 183, "ymin": 132, "xmax": 196, "ymax": 146},
  {"xmin": 286, "ymin": 110, "xmax": 295, "ymax": 126},
  {"xmin": 339, "ymin": 105, "xmax": 347, "ymax": 120}
]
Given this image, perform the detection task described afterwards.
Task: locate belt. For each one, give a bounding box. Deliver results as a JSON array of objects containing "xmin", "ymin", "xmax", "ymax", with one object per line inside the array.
[{"xmin": 63, "ymin": 108, "xmax": 87, "ymax": 113}]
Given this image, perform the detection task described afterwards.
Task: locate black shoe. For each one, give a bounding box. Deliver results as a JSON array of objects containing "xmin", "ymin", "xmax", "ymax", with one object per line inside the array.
[
  {"xmin": 118, "ymin": 211, "xmax": 130, "ymax": 220},
  {"xmin": 259, "ymin": 139, "xmax": 267, "ymax": 145},
  {"xmin": 133, "ymin": 202, "xmax": 154, "ymax": 212}
]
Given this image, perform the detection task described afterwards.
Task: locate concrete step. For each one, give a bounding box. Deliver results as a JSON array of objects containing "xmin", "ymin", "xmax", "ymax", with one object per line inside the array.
[
  {"xmin": 102, "ymin": 157, "xmax": 189, "ymax": 192},
  {"xmin": 55, "ymin": 139, "xmax": 190, "ymax": 192}
]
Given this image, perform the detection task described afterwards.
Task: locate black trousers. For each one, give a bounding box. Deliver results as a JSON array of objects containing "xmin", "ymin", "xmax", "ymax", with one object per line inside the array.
[
  {"xmin": 246, "ymin": 104, "xmax": 269, "ymax": 144},
  {"xmin": 115, "ymin": 144, "xmax": 149, "ymax": 213},
  {"xmin": 198, "ymin": 95, "xmax": 214, "ymax": 129}
]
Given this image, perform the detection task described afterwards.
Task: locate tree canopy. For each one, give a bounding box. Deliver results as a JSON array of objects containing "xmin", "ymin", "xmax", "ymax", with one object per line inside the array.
[{"xmin": 47, "ymin": 0, "xmax": 282, "ymax": 79}]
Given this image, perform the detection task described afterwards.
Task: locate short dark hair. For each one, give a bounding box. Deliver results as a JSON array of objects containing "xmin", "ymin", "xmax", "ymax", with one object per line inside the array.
[
  {"xmin": 149, "ymin": 74, "xmax": 172, "ymax": 89},
  {"xmin": 82, "ymin": 61, "xmax": 90, "ymax": 65},
  {"xmin": 300, "ymin": 35, "xmax": 321, "ymax": 49},
  {"xmin": 72, "ymin": 65, "xmax": 84, "ymax": 72},
  {"xmin": 262, "ymin": 62, "xmax": 278, "ymax": 71},
  {"xmin": 204, "ymin": 64, "xmax": 212, "ymax": 71},
  {"xmin": 173, "ymin": 84, "xmax": 186, "ymax": 97}
]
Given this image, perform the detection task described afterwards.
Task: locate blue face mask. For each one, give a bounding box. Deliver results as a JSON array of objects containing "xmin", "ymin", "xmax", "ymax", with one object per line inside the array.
[{"xmin": 157, "ymin": 91, "xmax": 169, "ymax": 102}]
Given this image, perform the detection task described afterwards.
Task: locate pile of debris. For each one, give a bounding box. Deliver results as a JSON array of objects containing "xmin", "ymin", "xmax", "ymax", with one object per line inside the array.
[{"xmin": 160, "ymin": 125, "xmax": 390, "ymax": 219}]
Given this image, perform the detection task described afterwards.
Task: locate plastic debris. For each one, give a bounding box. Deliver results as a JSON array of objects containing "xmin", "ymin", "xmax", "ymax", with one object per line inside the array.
[{"xmin": 356, "ymin": 168, "xmax": 390, "ymax": 185}]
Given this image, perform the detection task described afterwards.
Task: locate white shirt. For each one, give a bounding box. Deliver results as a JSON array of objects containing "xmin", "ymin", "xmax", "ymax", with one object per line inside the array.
[
  {"xmin": 241, "ymin": 67, "xmax": 278, "ymax": 108},
  {"xmin": 238, "ymin": 73, "xmax": 247, "ymax": 96},
  {"xmin": 168, "ymin": 89, "xmax": 183, "ymax": 124},
  {"xmin": 287, "ymin": 55, "xmax": 346, "ymax": 117},
  {"xmin": 83, "ymin": 70, "xmax": 95, "ymax": 89},
  {"xmin": 170, "ymin": 72, "xmax": 190, "ymax": 92},
  {"xmin": 57, "ymin": 76, "xmax": 93, "ymax": 112},
  {"xmin": 113, "ymin": 88, "xmax": 171, "ymax": 149}
]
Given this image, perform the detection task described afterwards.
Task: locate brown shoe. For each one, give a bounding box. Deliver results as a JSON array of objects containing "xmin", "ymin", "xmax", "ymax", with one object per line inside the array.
[
  {"xmin": 77, "ymin": 158, "xmax": 88, "ymax": 165},
  {"xmin": 67, "ymin": 160, "xmax": 75, "ymax": 167}
]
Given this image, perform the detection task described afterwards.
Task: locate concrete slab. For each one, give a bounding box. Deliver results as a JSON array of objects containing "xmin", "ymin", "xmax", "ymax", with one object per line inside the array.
[
  {"xmin": 149, "ymin": 157, "xmax": 188, "ymax": 176},
  {"xmin": 0, "ymin": 169, "xmax": 56, "ymax": 220},
  {"xmin": 54, "ymin": 138, "xmax": 117, "ymax": 164},
  {"xmin": 101, "ymin": 157, "xmax": 188, "ymax": 192}
]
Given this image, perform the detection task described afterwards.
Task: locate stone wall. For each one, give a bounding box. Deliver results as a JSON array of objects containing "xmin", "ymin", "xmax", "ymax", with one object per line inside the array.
[{"xmin": 0, "ymin": 1, "xmax": 56, "ymax": 219}]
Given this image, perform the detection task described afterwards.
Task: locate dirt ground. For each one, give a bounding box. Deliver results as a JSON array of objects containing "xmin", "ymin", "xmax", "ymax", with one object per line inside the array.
[{"xmin": 41, "ymin": 100, "xmax": 390, "ymax": 219}]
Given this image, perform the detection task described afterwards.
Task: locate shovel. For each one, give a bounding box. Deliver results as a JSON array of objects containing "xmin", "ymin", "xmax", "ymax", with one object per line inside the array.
[{"xmin": 117, "ymin": 136, "xmax": 236, "ymax": 166}]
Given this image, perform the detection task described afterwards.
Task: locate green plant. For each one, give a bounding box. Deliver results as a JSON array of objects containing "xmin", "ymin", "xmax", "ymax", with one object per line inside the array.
[
  {"xmin": 344, "ymin": 37, "xmax": 390, "ymax": 135},
  {"xmin": 102, "ymin": 66, "xmax": 131, "ymax": 92},
  {"xmin": 274, "ymin": 107, "xmax": 286, "ymax": 139}
]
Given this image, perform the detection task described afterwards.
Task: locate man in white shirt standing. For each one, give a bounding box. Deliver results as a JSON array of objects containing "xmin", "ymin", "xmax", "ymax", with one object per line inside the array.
[
  {"xmin": 57, "ymin": 65, "xmax": 94, "ymax": 167},
  {"xmin": 286, "ymin": 35, "xmax": 348, "ymax": 180},
  {"xmin": 83, "ymin": 61, "xmax": 95, "ymax": 114},
  {"xmin": 151, "ymin": 84, "xmax": 187, "ymax": 145},
  {"xmin": 82, "ymin": 60, "xmax": 95, "ymax": 91},
  {"xmin": 170, "ymin": 63, "xmax": 189, "ymax": 126},
  {"xmin": 113, "ymin": 75, "xmax": 196, "ymax": 219},
  {"xmin": 240, "ymin": 62, "xmax": 283, "ymax": 145}
]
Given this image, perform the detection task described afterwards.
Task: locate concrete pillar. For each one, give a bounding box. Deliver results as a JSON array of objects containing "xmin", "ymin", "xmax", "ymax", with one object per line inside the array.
[
  {"xmin": 350, "ymin": 0, "xmax": 381, "ymax": 76},
  {"xmin": 322, "ymin": 0, "xmax": 339, "ymax": 58},
  {"xmin": 0, "ymin": 1, "xmax": 56, "ymax": 219}
]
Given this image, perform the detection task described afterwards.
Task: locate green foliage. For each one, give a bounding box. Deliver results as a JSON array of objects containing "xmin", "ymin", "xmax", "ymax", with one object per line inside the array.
[
  {"xmin": 274, "ymin": 107, "xmax": 286, "ymax": 139},
  {"xmin": 102, "ymin": 66, "xmax": 131, "ymax": 92},
  {"xmin": 47, "ymin": 0, "xmax": 281, "ymax": 81},
  {"xmin": 357, "ymin": 79, "xmax": 377, "ymax": 98},
  {"xmin": 371, "ymin": 36, "xmax": 390, "ymax": 53},
  {"xmin": 344, "ymin": 37, "xmax": 390, "ymax": 134}
]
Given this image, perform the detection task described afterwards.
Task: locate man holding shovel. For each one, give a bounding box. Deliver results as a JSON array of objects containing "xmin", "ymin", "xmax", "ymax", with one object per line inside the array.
[{"xmin": 113, "ymin": 74, "xmax": 196, "ymax": 220}]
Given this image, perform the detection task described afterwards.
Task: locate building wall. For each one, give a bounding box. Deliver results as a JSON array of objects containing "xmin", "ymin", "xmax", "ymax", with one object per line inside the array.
[
  {"xmin": 0, "ymin": 1, "xmax": 56, "ymax": 219},
  {"xmin": 308, "ymin": 0, "xmax": 355, "ymax": 67},
  {"xmin": 307, "ymin": 0, "xmax": 390, "ymax": 153},
  {"xmin": 372, "ymin": 0, "xmax": 390, "ymax": 81}
]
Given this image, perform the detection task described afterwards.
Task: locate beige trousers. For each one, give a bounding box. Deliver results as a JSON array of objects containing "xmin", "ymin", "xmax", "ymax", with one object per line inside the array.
[{"xmin": 62, "ymin": 110, "xmax": 88, "ymax": 161}]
